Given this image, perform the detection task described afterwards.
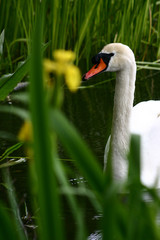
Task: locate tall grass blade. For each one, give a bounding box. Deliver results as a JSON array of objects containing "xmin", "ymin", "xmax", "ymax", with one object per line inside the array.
[
  {"xmin": 127, "ymin": 134, "xmax": 160, "ymax": 239},
  {"xmin": 0, "ymin": 59, "xmax": 30, "ymax": 101},
  {"xmin": 55, "ymin": 159, "xmax": 87, "ymax": 240},
  {"xmin": 2, "ymin": 168, "xmax": 27, "ymax": 240},
  {"xmin": 74, "ymin": 0, "xmax": 99, "ymax": 62},
  {"xmin": 0, "ymin": 29, "xmax": 5, "ymax": 56},
  {"xmin": 128, "ymin": 134, "xmax": 141, "ymax": 184},
  {"xmin": 50, "ymin": 109, "xmax": 104, "ymax": 196},
  {"xmin": 127, "ymin": 134, "xmax": 141, "ymax": 240},
  {"xmin": 0, "ymin": 201, "xmax": 21, "ymax": 240},
  {"xmin": 0, "ymin": 142, "xmax": 23, "ymax": 162},
  {"xmin": 30, "ymin": 3, "xmax": 64, "ymax": 240},
  {"xmin": 0, "ymin": 106, "xmax": 29, "ymax": 120}
]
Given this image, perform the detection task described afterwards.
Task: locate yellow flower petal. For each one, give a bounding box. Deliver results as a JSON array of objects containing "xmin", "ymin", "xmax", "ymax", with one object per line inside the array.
[
  {"xmin": 65, "ymin": 65, "xmax": 81, "ymax": 92},
  {"xmin": 18, "ymin": 121, "xmax": 33, "ymax": 142},
  {"xmin": 54, "ymin": 50, "xmax": 76, "ymax": 63},
  {"xmin": 43, "ymin": 59, "xmax": 57, "ymax": 72},
  {"xmin": 43, "ymin": 50, "xmax": 81, "ymax": 92}
]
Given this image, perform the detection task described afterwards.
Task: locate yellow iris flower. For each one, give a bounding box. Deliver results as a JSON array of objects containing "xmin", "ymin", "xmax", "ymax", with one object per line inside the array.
[
  {"xmin": 44, "ymin": 50, "xmax": 81, "ymax": 92},
  {"xmin": 54, "ymin": 50, "xmax": 76, "ymax": 63},
  {"xmin": 18, "ymin": 120, "xmax": 32, "ymax": 142}
]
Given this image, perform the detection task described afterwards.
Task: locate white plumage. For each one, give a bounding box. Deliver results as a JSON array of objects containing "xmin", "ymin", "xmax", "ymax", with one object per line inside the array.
[
  {"xmin": 130, "ymin": 100, "xmax": 160, "ymax": 187},
  {"xmin": 84, "ymin": 43, "xmax": 160, "ymax": 188}
]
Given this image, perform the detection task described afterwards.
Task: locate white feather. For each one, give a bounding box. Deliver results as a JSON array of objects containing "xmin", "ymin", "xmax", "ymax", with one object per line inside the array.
[{"xmin": 102, "ymin": 43, "xmax": 160, "ymax": 187}]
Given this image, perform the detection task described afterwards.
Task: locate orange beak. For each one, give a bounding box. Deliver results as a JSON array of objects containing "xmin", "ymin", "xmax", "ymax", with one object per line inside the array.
[{"xmin": 83, "ymin": 58, "xmax": 107, "ymax": 80}]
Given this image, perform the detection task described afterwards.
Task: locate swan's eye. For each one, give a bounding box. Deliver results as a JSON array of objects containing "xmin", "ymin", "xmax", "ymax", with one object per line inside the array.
[{"xmin": 109, "ymin": 53, "xmax": 114, "ymax": 57}]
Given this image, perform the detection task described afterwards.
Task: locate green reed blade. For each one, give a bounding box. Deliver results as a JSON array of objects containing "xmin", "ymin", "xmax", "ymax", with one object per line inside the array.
[
  {"xmin": 54, "ymin": 158, "xmax": 88, "ymax": 240},
  {"xmin": 2, "ymin": 168, "xmax": 27, "ymax": 240},
  {"xmin": 0, "ymin": 142, "xmax": 23, "ymax": 162},
  {"xmin": 126, "ymin": 134, "xmax": 160, "ymax": 240},
  {"xmin": 0, "ymin": 29, "xmax": 5, "ymax": 56},
  {"xmin": 50, "ymin": 109, "xmax": 104, "ymax": 196},
  {"xmin": 30, "ymin": 3, "xmax": 64, "ymax": 240},
  {"xmin": 0, "ymin": 106, "xmax": 29, "ymax": 120},
  {"xmin": 74, "ymin": 0, "xmax": 99, "ymax": 61},
  {"xmin": 128, "ymin": 134, "xmax": 141, "ymax": 184},
  {"xmin": 0, "ymin": 201, "xmax": 22, "ymax": 240},
  {"xmin": 0, "ymin": 59, "xmax": 30, "ymax": 101}
]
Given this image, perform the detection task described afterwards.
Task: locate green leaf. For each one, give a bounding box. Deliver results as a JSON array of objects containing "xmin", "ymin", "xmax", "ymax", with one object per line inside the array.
[
  {"xmin": 74, "ymin": 0, "xmax": 99, "ymax": 59},
  {"xmin": 50, "ymin": 109, "xmax": 104, "ymax": 196},
  {"xmin": 0, "ymin": 201, "xmax": 21, "ymax": 240},
  {"xmin": 0, "ymin": 59, "xmax": 30, "ymax": 101},
  {"xmin": 0, "ymin": 29, "xmax": 5, "ymax": 56},
  {"xmin": 0, "ymin": 105, "xmax": 29, "ymax": 120},
  {"xmin": 2, "ymin": 169, "xmax": 26, "ymax": 240},
  {"xmin": 30, "ymin": 4, "xmax": 64, "ymax": 240},
  {"xmin": 128, "ymin": 134, "xmax": 141, "ymax": 184},
  {"xmin": 0, "ymin": 142, "xmax": 23, "ymax": 162},
  {"xmin": 0, "ymin": 158, "xmax": 26, "ymax": 168}
]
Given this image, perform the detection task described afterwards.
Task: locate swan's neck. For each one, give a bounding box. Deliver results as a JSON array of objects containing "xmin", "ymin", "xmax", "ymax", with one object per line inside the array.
[{"xmin": 111, "ymin": 64, "xmax": 136, "ymax": 180}]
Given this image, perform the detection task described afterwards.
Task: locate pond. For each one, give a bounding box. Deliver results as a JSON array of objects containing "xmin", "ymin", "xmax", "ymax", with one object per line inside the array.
[{"xmin": 0, "ymin": 68, "xmax": 160, "ymax": 239}]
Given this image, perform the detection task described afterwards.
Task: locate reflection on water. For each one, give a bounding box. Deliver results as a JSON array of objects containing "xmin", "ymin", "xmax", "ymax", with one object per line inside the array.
[
  {"xmin": 0, "ymin": 70, "xmax": 160, "ymax": 238},
  {"xmin": 70, "ymin": 176, "xmax": 87, "ymax": 185},
  {"xmin": 88, "ymin": 230, "xmax": 102, "ymax": 240}
]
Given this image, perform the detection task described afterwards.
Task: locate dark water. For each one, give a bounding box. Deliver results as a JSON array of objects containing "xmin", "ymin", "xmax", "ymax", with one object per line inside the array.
[{"xmin": 0, "ymin": 69, "xmax": 160, "ymax": 239}]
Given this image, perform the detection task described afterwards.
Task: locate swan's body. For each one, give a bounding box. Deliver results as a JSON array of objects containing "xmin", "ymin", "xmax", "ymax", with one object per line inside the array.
[
  {"xmin": 131, "ymin": 101, "xmax": 160, "ymax": 186},
  {"xmin": 83, "ymin": 43, "xmax": 160, "ymax": 188}
]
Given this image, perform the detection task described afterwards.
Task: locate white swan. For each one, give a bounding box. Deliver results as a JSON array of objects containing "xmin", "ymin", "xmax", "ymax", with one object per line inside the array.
[{"xmin": 83, "ymin": 43, "xmax": 160, "ymax": 188}]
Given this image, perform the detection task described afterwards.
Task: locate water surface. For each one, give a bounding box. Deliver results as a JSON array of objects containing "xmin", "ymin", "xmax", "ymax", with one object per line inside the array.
[{"xmin": 0, "ymin": 69, "xmax": 160, "ymax": 239}]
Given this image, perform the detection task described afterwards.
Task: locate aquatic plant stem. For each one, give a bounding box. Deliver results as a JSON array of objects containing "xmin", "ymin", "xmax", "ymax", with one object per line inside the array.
[{"xmin": 30, "ymin": 3, "xmax": 64, "ymax": 240}]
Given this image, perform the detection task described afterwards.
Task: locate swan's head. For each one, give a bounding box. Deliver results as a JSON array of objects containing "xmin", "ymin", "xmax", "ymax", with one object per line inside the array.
[{"xmin": 83, "ymin": 43, "xmax": 136, "ymax": 80}]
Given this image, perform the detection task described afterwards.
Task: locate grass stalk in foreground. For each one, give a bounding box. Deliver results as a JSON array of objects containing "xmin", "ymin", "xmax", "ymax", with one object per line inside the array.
[
  {"xmin": 0, "ymin": 200, "xmax": 21, "ymax": 240},
  {"xmin": 30, "ymin": 4, "xmax": 64, "ymax": 240},
  {"xmin": 2, "ymin": 168, "xmax": 27, "ymax": 240}
]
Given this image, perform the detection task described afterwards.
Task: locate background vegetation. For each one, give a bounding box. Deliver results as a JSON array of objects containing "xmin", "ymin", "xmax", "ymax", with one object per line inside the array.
[{"xmin": 0, "ymin": 0, "xmax": 160, "ymax": 239}]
